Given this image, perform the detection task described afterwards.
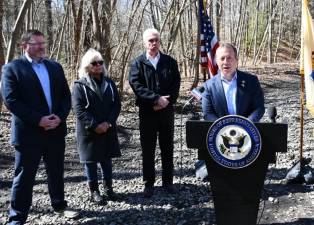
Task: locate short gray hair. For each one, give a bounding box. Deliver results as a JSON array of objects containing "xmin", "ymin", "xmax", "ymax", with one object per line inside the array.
[
  {"xmin": 143, "ymin": 28, "xmax": 160, "ymax": 43},
  {"xmin": 78, "ymin": 48, "xmax": 108, "ymax": 79},
  {"xmin": 217, "ymin": 43, "xmax": 238, "ymax": 59}
]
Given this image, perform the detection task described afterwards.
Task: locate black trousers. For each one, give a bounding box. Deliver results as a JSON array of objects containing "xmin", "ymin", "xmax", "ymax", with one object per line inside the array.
[{"xmin": 139, "ymin": 106, "xmax": 174, "ymax": 187}]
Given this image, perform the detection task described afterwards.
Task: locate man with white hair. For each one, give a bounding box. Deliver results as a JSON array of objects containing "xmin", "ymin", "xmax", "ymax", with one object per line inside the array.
[{"xmin": 129, "ymin": 28, "xmax": 181, "ymax": 198}]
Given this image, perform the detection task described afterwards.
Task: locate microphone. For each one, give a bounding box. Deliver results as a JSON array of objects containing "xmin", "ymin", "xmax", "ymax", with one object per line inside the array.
[
  {"xmin": 267, "ymin": 106, "xmax": 277, "ymax": 123},
  {"xmin": 191, "ymin": 86, "xmax": 205, "ymax": 101}
]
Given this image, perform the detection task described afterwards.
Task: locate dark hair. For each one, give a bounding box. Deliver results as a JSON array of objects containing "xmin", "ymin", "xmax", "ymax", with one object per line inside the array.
[
  {"xmin": 21, "ymin": 30, "xmax": 44, "ymax": 43},
  {"xmin": 218, "ymin": 43, "xmax": 238, "ymax": 59}
]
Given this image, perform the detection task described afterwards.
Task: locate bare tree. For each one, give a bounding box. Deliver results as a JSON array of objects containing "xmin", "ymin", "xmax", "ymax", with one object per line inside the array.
[
  {"xmin": 0, "ymin": 0, "xmax": 5, "ymax": 112},
  {"xmin": 6, "ymin": 0, "xmax": 32, "ymax": 63},
  {"xmin": 91, "ymin": 0, "xmax": 102, "ymax": 50},
  {"xmin": 45, "ymin": 0, "xmax": 53, "ymax": 51},
  {"xmin": 1, "ymin": 0, "xmax": 303, "ymax": 96},
  {"xmin": 71, "ymin": 0, "xmax": 84, "ymax": 68},
  {"xmin": 0, "ymin": 0, "xmax": 4, "ymax": 68}
]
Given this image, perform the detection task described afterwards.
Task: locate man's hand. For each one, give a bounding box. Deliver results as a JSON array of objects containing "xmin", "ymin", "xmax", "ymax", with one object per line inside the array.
[
  {"xmin": 39, "ymin": 114, "xmax": 61, "ymax": 131},
  {"xmin": 154, "ymin": 95, "xmax": 170, "ymax": 111},
  {"xmin": 157, "ymin": 95, "xmax": 170, "ymax": 108},
  {"xmin": 94, "ymin": 122, "xmax": 111, "ymax": 134}
]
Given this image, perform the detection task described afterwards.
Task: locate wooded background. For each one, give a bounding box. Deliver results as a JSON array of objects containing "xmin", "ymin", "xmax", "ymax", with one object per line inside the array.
[{"xmin": 0, "ymin": 0, "xmax": 310, "ymax": 93}]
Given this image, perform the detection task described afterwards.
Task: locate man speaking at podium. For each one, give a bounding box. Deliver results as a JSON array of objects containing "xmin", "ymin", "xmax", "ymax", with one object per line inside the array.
[
  {"xmin": 202, "ymin": 43, "xmax": 265, "ymax": 122},
  {"xmin": 201, "ymin": 43, "xmax": 266, "ymax": 225}
]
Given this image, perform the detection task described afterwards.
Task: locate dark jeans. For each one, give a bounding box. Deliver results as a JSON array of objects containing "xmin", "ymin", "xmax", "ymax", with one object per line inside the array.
[
  {"xmin": 84, "ymin": 158, "xmax": 112, "ymax": 182},
  {"xmin": 139, "ymin": 106, "xmax": 174, "ymax": 187},
  {"xmin": 9, "ymin": 141, "xmax": 67, "ymax": 224}
]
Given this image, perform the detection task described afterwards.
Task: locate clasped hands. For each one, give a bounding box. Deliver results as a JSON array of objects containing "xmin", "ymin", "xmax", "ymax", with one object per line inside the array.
[
  {"xmin": 94, "ymin": 122, "xmax": 111, "ymax": 134},
  {"xmin": 153, "ymin": 95, "xmax": 170, "ymax": 111},
  {"xmin": 39, "ymin": 114, "xmax": 61, "ymax": 131}
]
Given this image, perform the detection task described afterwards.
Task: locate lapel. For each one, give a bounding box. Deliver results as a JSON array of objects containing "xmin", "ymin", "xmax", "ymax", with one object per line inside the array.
[
  {"xmin": 236, "ymin": 71, "xmax": 246, "ymax": 115},
  {"xmin": 140, "ymin": 52, "xmax": 155, "ymax": 68},
  {"xmin": 213, "ymin": 74, "xmax": 228, "ymax": 115},
  {"xmin": 20, "ymin": 56, "xmax": 48, "ymax": 102},
  {"xmin": 156, "ymin": 52, "xmax": 165, "ymax": 70}
]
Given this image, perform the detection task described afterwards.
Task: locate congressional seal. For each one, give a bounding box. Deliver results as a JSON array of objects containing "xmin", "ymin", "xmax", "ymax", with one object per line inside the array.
[{"xmin": 206, "ymin": 115, "xmax": 262, "ymax": 169}]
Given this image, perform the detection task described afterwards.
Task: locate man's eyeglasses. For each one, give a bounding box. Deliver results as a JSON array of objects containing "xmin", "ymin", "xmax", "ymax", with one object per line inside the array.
[
  {"xmin": 90, "ymin": 60, "xmax": 104, "ymax": 66},
  {"xmin": 27, "ymin": 42, "xmax": 46, "ymax": 46},
  {"xmin": 148, "ymin": 38, "xmax": 159, "ymax": 43}
]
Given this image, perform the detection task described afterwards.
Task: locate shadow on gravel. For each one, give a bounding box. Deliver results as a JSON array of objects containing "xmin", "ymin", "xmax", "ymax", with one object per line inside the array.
[
  {"xmin": 263, "ymin": 183, "xmax": 314, "ymax": 197},
  {"xmin": 113, "ymin": 183, "xmax": 211, "ymax": 207},
  {"xmin": 112, "ymin": 167, "xmax": 198, "ymax": 181},
  {"xmin": 71, "ymin": 207, "xmax": 216, "ymax": 225},
  {"xmin": 0, "ymin": 153, "xmax": 14, "ymax": 168},
  {"xmin": 267, "ymin": 167, "xmax": 289, "ymax": 180},
  {"xmin": 260, "ymin": 218, "xmax": 314, "ymax": 225},
  {"xmin": 0, "ymin": 179, "xmax": 12, "ymax": 189},
  {"xmin": 112, "ymin": 171, "xmax": 142, "ymax": 180},
  {"xmin": 64, "ymin": 175, "xmax": 86, "ymax": 183}
]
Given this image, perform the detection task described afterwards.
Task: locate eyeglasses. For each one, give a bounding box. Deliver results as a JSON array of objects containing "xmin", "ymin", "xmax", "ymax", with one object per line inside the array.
[
  {"xmin": 148, "ymin": 38, "xmax": 159, "ymax": 43},
  {"xmin": 90, "ymin": 60, "xmax": 104, "ymax": 66},
  {"xmin": 27, "ymin": 42, "xmax": 46, "ymax": 46}
]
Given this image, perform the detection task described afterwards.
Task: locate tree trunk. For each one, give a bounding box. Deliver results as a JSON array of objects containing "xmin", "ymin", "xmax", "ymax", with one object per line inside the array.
[
  {"xmin": 274, "ymin": 0, "xmax": 283, "ymax": 63},
  {"xmin": 267, "ymin": 0, "xmax": 273, "ymax": 64},
  {"xmin": 45, "ymin": 0, "xmax": 53, "ymax": 52},
  {"xmin": 6, "ymin": 0, "xmax": 33, "ymax": 63},
  {"xmin": 0, "ymin": 0, "xmax": 4, "ymax": 69},
  {"xmin": 71, "ymin": 0, "xmax": 84, "ymax": 68},
  {"xmin": 102, "ymin": 0, "xmax": 114, "ymax": 68},
  {"xmin": 91, "ymin": 0, "xmax": 102, "ymax": 50},
  {"xmin": 56, "ymin": 0, "xmax": 70, "ymax": 61},
  {"xmin": 0, "ymin": 0, "xmax": 4, "ymax": 112}
]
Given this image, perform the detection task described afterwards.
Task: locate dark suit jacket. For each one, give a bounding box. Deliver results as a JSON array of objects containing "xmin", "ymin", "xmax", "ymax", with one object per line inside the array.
[
  {"xmin": 202, "ymin": 70, "xmax": 265, "ymax": 122},
  {"xmin": 1, "ymin": 55, "xmax": 71, "ymax": 146},
  {"xmin": 128, "ymin": 52, "xmax": 181, "ymax": 112}
]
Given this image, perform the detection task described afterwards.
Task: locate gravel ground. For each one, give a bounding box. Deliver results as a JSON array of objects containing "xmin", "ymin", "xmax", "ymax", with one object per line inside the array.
[{"xmin": 0, "ymin": 63, "xmax": 314, "ymax": 225}]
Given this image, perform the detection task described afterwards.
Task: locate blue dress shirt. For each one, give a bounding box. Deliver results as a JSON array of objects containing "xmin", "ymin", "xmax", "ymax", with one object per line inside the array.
[
  {"xmin": 25, "ymin": 53, "xmax": 52, "ymax": 112},
  {"xmin": 221, "ymin": 72, "xmax": 237, "ymax": 115}
]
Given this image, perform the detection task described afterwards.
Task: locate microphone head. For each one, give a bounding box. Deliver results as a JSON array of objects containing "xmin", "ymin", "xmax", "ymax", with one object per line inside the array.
[
  {"xmin": 191, "ymin": 88, "xmax": 202, "ymax": 101},
  {"xmin": 191, "ymin": 86, "xmax": 204, "ymax": 101},
  {"xmin": 198, "ymin": 86, "xmax": 205, "ymax": 93}
]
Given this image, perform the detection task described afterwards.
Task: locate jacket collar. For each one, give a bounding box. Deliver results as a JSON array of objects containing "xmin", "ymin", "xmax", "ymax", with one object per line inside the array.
[
  {"xmin": 75, "ymin": 75, "xmax": 110, "ymax": 95},
  {"xmin": 139, "ymin": 51, "xmax": 166, "ymax": 68}
]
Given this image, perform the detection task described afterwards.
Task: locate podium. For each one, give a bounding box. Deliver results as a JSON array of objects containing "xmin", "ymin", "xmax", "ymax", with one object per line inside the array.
[{"xmin": 186, "ymin": 119, "xmax": 287, "ymax": 225}]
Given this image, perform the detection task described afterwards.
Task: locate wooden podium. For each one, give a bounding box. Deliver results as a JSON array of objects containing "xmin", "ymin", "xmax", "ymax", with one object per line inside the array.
[{"xmin": 186, "ymin": 120, "xmax": 288, "ymax": 225}]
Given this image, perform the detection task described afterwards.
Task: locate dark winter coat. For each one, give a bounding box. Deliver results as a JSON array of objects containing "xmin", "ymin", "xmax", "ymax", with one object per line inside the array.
[
  {"xmin": 72, "ymin": 76, "xmax": 121, "ymax": 163},
  {"xmin": 128, "ymin": 52, "xmax": 181, "ymax": 112}
]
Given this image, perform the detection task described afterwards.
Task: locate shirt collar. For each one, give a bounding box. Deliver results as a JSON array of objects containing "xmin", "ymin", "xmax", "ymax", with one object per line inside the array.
[
  {"xmin": 25, "ymin": 52, "xmax": 44, "ymax": 64},
  {"xmin": 146, "ymin": 51, "xmax": 160, "ymax": 61},
  {"xmin": 220, "ymin": 71, "xmax": 237, "ymax": 83}
]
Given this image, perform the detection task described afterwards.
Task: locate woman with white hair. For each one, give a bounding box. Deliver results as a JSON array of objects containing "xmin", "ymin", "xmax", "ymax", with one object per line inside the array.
[{"xmin": 72, "ymin": 48, "xmax": 121, "ymax": 204}]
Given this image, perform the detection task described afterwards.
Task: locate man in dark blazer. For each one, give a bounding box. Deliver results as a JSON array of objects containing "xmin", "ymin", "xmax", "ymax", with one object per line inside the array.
[
  {"xmin": 129, "ymin": 28, "xmax": 181, "ymax": 198},
  {"xmin": 1, "ymin": 30, "xmax": 76, "ymax": 225},
  {"xmin": 202, "ymin": 43, "xmax": 265, "ymax": 122}
]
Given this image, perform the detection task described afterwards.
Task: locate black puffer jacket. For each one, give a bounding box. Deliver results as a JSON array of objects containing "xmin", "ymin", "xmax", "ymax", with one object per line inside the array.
[
  {"xmin": 72, "ymin": 76, "xmax": 121, "ymax": 163},
  {"xmin": 128, "ymin": 52, "xmax": 181, "ymax": 111}
]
